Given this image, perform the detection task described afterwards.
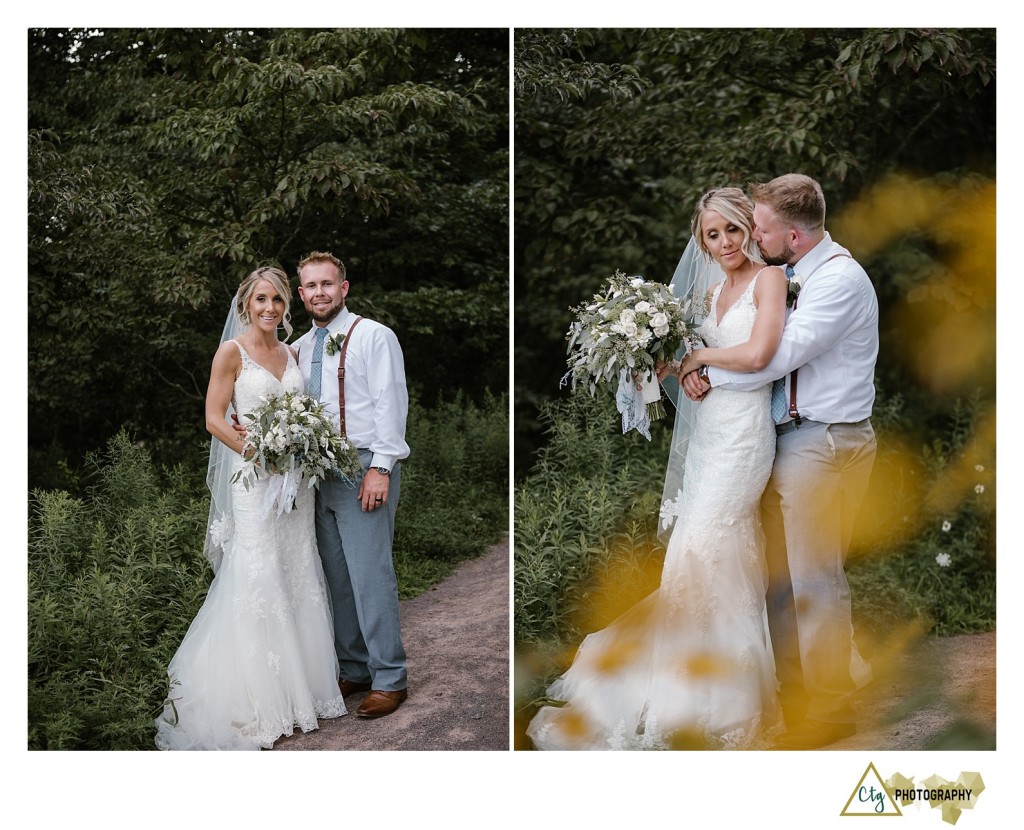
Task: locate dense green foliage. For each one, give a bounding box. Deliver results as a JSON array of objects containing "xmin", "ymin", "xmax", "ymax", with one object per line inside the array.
[
  {"xmin": 28, "ymin": 28, "xmax": 508, "ymax": 481},
  {"xmin": 28, "ymin": 392, "xmax": 507, "ymax": 750},
  {"xmin": 514, "ymin": 28, "xmax": 995, "ymax": 474},
  {"xmin": 514, "ymin": 394, "xmax": 666, "ymax": 646}
]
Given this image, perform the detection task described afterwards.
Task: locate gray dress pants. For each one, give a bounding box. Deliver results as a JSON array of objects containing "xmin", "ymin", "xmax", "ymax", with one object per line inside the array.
[{"xmin": 315, "ymin": 451, "xmax": 407, "ymax": 691}]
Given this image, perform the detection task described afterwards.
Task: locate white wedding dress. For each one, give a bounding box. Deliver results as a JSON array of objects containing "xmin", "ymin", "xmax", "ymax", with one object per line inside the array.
[
  {"xmin": 527, "ymin": 270, "xmax": 784, "ymax": 750},
  {"xmin": 155, "ymin": 342, "xmax": 345, "ymax": 750}
]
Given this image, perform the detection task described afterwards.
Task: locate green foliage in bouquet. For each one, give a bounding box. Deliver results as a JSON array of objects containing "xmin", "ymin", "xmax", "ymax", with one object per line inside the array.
[
  {"xmin": 233, "ymin": 390, "xmax": 362, "ymax": 490},
  {"xmin": 563, "ymin": 271, "xmax": 701, "ymax": 409}
]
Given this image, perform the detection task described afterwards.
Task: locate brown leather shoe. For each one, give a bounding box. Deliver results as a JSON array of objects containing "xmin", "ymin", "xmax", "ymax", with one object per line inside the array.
[
  {"xmin": 339, "ymin": 678, "xmax": 373, "ymax": 697},
  {"xmin": 355, "ymin": 689, "xmax": 408, "ymax": 718}
]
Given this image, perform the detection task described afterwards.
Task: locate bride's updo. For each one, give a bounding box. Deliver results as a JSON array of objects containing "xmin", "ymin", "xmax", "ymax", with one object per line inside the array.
[
  {"xmin": 235, "ymin": 266, "xmax": 294, "ymax": 338},
  {"xmin": 690, "ymin": 187, "xmax": 764, "ymax": 265}
]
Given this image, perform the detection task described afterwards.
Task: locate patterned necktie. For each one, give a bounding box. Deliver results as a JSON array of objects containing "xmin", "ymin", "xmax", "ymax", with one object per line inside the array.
[
  {"xmin": 770, "ymin": 265, "xmax": 797, "ymax": 422},
  {"xmin": 308, "ymin": 327, "xmax": 328, "ymax": 400}
]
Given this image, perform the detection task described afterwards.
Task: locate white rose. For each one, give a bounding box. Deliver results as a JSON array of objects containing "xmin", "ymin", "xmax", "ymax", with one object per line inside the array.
[
  {"xmin": 619, "ymin": 309, "xmax": 636, "ymax": 325},
  {"xmin": 630, "ymin": 277, "xmax": 645, "ymax": 288},
  {"xmin": 634, "ymin": 301, "xmax": 652, "ymax": 314},
  {"xmin": 621, "ymin": 321, "xmax": 638, "ymax": 338},
  {"xmin": 651, "ymin": 312, "xmax": 670, "ymax": 337}
]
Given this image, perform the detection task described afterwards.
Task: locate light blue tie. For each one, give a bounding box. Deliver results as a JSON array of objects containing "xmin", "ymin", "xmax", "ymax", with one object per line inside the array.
[
  {"xmin": 770, "ymin": 265, "xmax": 796, "ymax": 423},
  {"xmin": 308, "ymin": 328, "xmax": 328, "ymax": 400}
]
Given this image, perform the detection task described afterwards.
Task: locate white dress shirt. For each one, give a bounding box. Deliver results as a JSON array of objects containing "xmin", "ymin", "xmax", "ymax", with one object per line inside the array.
[
  {"xmin": 707, "ymin": 233, "xmax": 879, "ymax": 424},
  {"xmin": 295, "ymin": 306, "xmax": 410, "ymax": 471}
]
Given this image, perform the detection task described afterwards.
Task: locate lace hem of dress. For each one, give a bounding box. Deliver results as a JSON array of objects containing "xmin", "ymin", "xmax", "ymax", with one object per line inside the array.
[
  {"xmin": 531, "ymin": 708, "xmax": 784, "ymax": 751},
  {"xmin": 155, "ymin": 693, "xmax": 346, "ymax": 751},
  {"xmin": 241, "ymin": 693, "xmax": 347, "ymax": 749}
]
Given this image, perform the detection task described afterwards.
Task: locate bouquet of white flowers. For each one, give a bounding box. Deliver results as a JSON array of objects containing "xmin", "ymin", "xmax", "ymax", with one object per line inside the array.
[
  {"xmin": 563, "ymin": 271, "xmax": 703, "ymax": 439},
  {"xmin": 232, "ymin": 390, "xmax": 362, "ymax": 516}
]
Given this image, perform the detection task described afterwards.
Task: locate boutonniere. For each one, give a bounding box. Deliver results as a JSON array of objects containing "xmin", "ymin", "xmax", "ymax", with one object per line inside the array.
[
  {"xmin": 324, "ymin": 332, "xmax": 346, "ymax": 356},
  {"xmin": 786, "ymin": 277, "xmax": 803, "ymax": 309}
]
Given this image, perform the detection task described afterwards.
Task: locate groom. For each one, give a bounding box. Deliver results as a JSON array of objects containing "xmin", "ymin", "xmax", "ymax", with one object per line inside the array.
[
  {"xmin": 294, "ymin": 250, "xmax": 411, "ymax": 718},
  {"xmin": 684, "ymin": 174, "xmax": 879, "ymax": 749}
]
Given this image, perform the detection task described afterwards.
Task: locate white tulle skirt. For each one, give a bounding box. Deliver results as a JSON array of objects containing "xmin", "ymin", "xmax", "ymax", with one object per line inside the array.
[
  {"xmin": 527, "ymin": 513, "xmax": 784, "ymax": 751},
  {"xmin": 528, "ymin": 384, "xmax": 783, "ymax": 750},
  {"xmin": 155, "ymin": 478, "xmax": 345, "ymax": 750}
]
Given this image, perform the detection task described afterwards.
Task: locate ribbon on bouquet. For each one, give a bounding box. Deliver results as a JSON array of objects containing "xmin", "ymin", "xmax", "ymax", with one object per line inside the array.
[
  {"xmin": 262, "ymin": 469, "xmax": 301, "ymax": 518},
  {"xmin": 616, "ymin": 367, "xmax": 662, "ymax": 441}
]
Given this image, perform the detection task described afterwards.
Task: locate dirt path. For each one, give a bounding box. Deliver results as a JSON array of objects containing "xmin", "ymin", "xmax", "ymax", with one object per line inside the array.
[
  {"xmin": 273, "ymin": 537, "xmax": 509, "ymax": 751},
  {"xmin": 824, "ymin": 630, "xmax": 996, "ymax": 751}
]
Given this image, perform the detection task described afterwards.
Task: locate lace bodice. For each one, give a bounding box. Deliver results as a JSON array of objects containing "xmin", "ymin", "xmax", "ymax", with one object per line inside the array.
[
  {"xmin": 698, "ymin": 268, "xmax": 769, "ymax": 349},
  {"xmin": 232, "ymin": 340, "xmax": 305, "ymax": 415}
]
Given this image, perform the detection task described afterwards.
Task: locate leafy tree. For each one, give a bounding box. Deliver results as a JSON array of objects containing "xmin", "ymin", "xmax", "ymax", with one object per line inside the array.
[{"xmin": 28, "ymin": 28, "xmax": 508, "ymax": 485}]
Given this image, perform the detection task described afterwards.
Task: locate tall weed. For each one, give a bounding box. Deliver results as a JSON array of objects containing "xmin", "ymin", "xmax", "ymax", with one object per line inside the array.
[
  {"xmin": 514, "ymin": 394, "xmax": 670, "ymax": 646},
  {"xmin": 28, "ymin": 433, "xmax": 209, "ymax": 749}
]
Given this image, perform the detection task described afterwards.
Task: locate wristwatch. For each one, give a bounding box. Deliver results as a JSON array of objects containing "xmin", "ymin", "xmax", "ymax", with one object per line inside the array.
[
  {"xmin": 698, "ymin": 365, "xmax": 710, "ymax": 386},
  {"xmin": 372, "ymin": 466, "xmax": 391, "ymax": 476}
]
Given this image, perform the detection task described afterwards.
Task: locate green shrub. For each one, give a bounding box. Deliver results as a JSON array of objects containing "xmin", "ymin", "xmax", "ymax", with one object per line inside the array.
[
  {"xmin": 514, "ymin": 393, "xmax": 670, "ymax": 647},
  {"xmin": 394, "ymin": 391, "xmax": 508, "ymax": 566},
  {"xmin": 28, "ymin": 433, "xmax": 209, "ymax": 750},
  {"xmin": 849, "ymin": 394, "xmax": 995, "ymax": 637}
]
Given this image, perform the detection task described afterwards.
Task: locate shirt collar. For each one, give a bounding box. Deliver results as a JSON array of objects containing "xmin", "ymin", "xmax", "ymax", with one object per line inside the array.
[
  {"xmin": 790, "ymin": 232, "xmax": 849, "ymax": 277},
  {"xmin": 309, "ymin": 306, "xmax": 353, "ymax": 338}
]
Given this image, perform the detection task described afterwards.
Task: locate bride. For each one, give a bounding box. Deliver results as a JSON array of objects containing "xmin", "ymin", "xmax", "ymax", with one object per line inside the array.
[
  {"xmin": 527, "ymin": 188, "xmax": 789, "ymax": 750},
  {"xmin": 155, "ymin": 266, "xmax": 345, "ymax": 750}
]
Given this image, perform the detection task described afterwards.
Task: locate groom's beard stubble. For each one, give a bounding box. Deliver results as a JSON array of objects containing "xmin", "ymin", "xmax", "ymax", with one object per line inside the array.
[
  {"xmin": 758, "ymin": 242, "xmax": 796, "ymax": 268},
  {"xmin": 310, "ymin": 299, "xmax": 344, "ymax": 324}
]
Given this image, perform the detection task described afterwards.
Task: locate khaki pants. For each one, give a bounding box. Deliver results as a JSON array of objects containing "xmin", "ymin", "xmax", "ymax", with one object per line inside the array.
[{"xmin": 762, "ymin": 419, "xmax": 876, "ymax": 723}]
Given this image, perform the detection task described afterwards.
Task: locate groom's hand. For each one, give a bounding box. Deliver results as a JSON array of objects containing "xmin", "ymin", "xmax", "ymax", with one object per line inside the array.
[
  {"xmin": 358, "ymin": 468, "xmax": 389, "ymax": 512},
  {"xmin": 655, "ymin": 359, "xmax": 678, "ymax": 382},
  {"xmin": 230, "ymin": 413, "xmax": 248, "ymax": 437},
  {"xmin": 682, "ymin": 370, "xmax": 710, "ymax": 401}
]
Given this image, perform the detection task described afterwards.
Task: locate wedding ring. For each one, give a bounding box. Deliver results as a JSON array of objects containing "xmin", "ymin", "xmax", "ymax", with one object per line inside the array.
[{"xmin": 374, "ymin": 497, "xmax": 383, "ymax": 502}]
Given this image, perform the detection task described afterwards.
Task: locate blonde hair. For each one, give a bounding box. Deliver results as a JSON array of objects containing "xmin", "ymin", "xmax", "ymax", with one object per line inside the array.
[
  {"xmin": 749, "ymin": 174, "xmax": 826, "ymax": 232},
  {"xmin": 235, "ymin": 266, "xmax": 293, "ymax": 338},
  {"xmin": 297, "ymin": 250, "xmax": 347, "ymax": 282},
  {"xmin": 690, "ymin": 187, "xmax": 763, "ymax": 264}
]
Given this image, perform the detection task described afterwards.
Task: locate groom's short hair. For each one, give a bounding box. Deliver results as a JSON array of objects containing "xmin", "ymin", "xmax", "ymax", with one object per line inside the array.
[
  {"xmin": 297, "ymin": 251, "xmax": 347, "ymax": 281},
  {"xmin": 749, "ymin": 174, "xmax": 825, "ymax": 233}
]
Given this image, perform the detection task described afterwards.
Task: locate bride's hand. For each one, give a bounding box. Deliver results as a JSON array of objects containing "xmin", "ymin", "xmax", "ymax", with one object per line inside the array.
[
  {"xmin": 682, "ymin": 369, "xmax": 711, "ymax": 402},
  {"xmin": 679, "ymin": 349, "xmax": 704, "ymax": 378}
]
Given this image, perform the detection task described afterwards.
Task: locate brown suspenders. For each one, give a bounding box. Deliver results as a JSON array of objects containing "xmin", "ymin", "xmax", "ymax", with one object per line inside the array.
[{"xmin": 336, "ymin": 317, "xmax": 362, "ymax": 438}]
